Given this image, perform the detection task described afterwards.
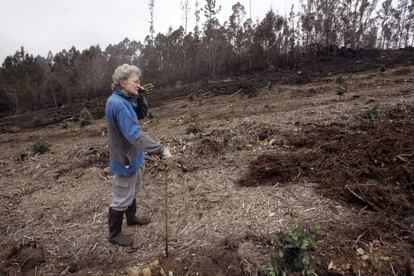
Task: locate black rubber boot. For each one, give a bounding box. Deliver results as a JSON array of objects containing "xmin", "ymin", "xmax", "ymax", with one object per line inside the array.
[
  {"xmin": 125, "ymin": 199, "xmax": 151, "ymax": 226},
  {"xmin": 108, "ymin": 207, "xmax": 133, "ymax": 247}
]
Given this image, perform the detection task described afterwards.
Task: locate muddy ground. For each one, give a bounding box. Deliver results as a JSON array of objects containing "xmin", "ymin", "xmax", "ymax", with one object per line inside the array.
[{"xmin": 0, "ymin": 64, "xmax": 413, "ymax": 275}]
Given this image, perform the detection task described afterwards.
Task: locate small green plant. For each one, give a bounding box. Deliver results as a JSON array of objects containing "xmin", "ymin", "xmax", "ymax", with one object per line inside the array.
[
  {"xmin": 363, "ymin": 105, "xmax": 383, "ymax": 120},
  {"xmin": 61, "ymin": 122, "xmax": 68, "ymax": 129},
  {"xmin": 185, "ymin": 123, "xmax": 202, "ymax": 135},
  {"xmin": 79, "ymin": 107, "xmax": 92, "ymax": 128},
  {"xmin": 266, "ymin": 225, "xmax": 320, "ymax": 276},
  {"xmin": 28, "ymin": 139, "xmax": 51, "ymax": 154},
  {"xmin": 335, "ymin": 74, "xmax": 347, "ymax": 100}
]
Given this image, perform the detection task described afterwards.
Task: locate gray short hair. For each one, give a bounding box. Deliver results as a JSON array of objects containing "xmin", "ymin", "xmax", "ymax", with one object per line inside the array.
[{"xmin": 111, "ymin": 64, "xmax": 142, "ymax": 90}]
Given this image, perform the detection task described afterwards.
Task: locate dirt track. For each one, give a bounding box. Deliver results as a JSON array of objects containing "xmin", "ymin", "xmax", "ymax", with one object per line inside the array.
[{"xmin": 0, "ymin": 66, "xmax": 413, "ymax": 275}]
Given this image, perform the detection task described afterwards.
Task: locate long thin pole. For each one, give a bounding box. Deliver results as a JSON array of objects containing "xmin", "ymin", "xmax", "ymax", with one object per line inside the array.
[{"xmin": 164, "ymin": 163, "xmax": 170, "ymax": 257}]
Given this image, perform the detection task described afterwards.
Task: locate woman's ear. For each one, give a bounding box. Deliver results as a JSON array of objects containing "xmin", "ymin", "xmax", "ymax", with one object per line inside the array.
[{"xmin": 119, "ymin": 79, "xmax": 127, "ymax": 89}]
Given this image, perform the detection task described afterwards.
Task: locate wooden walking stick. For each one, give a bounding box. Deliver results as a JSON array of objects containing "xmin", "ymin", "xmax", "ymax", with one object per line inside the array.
[{"xmin": 164, "ymin": 162, "xmax": 170, "ymax": 257}]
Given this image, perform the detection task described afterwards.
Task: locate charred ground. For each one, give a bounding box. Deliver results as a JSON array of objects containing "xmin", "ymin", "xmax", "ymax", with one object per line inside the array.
[{"xmin": 0, "ymin": 57, "xmax": 413, "ymax": 275}]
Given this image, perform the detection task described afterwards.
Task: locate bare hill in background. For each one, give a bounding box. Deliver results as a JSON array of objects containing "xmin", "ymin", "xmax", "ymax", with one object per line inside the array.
[{"xmin": 0, "ymin": 48, "xmax": 413, "ymax": 133}]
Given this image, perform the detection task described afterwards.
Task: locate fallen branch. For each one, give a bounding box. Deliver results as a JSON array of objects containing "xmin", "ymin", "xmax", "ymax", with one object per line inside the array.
[
  {"xmin": 352, "ymin": 230, "xmax": 367, "ymax": 248},
  {"xmin": 0, "ymin": 201, "xmax": 11, "ymax": 211},
  {"xmin": 345, "ymin": 185, "xmax": 378, "ymax": 210},
  {"xmin": 98, "ymin": 173, "xmax": 109, "ymax": 181},
  {"xmin": 228, "ymin": 89, "xmax": 242, "ymax": 98},
  {"xmin": 390, "ymin": 262, "xmax": 397, "ymax": 276},
  {"xmin": 220, "ymin": 104, "xmax": 234, "ymax": 111},
  {"xmin": 185, "ymin": 258, "xmax": 196, "ymax": 276}
]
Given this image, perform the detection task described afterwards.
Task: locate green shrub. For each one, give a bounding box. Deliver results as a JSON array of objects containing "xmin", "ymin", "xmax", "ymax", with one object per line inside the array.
[
  {"xmin": 335, "ymin": 74, "xmax": 347, "ymax": 99},
  {"xmin": 28, "ymin": 139, "xmax": 51, "ymax": 154},
  {"xmin": 363, "ymin": 105, "xmax": 383, "ymax": 120},
  {"xmin": 185, "ymin": 123, "xmax": 202, "ymax": 135},
  {"xmin": 61, "ymin": 122, "xmax": 68, "ymax": 129},
  {"xmin": 79, "ymin": 107, "xmax": 92, "ymax": 128},
  {"xmin": 266, "ymin": 225, "xmax": 320, "ymax": 276}
]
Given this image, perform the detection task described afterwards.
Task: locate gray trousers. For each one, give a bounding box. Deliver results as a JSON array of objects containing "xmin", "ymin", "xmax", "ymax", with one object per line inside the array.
[{"xmin": 110, "ymin": 169, "xmax": 142, "ymax": 211}]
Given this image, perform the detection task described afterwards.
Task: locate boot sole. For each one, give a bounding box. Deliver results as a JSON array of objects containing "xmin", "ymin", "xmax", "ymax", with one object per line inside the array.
[
  {"xmin": 108, "ymin": 236, "xmax": 134, "ymax": 247},
  {"xmin": 108, "ymin": 239, "xmax": 133, "ymax": 247},
  {"xmin": 126, "ymin": 222, "xmax": 151, "ymax": 226}
]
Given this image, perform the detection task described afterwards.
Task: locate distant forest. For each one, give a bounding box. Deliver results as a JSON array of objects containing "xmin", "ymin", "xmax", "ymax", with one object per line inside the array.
[{"xmin": 0, "ymin": 0, "xmax": 413, "ymax": 115}]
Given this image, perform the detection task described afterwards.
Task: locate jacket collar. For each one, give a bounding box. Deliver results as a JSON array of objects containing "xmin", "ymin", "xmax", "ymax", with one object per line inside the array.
[
  {"xmin": 114, "ymin": 90, "xmax": 137, "ymax": 108},
  {"xmin": 114, "ymin": 90, "xmax": 133, "ymax": 101}
]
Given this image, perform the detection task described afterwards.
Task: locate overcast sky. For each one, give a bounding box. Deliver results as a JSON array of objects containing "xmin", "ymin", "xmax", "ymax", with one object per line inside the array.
[{"xmin": 0, "ymin": 0, "xmax": 298, "ymax": 63}]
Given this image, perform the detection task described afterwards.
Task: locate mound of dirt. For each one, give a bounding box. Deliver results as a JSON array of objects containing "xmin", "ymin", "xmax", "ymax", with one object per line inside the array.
[
  {"xmin": 238, "ymin": 105, "xmax": 414, "ymax": 274},
  {"xmin": 314, "ymin": 213, "xmax": 413, "ymax": 275},
  {"xmin": 238, "ymin": 152, "xmax": 315, "ymax": 186},
  {"xmin": 54, "ymin": 145, "xmax": 108, "ymax": 179},
  {"xmin": 193, "ymin": 137, "xmax": 224, "ymax": 156},
  {"xmin": 187, "ymin": 121, "xmax": 279, "ymax": 157},
  {"xmin": 126, "ymin": 232, "xmax": 272, "ymax": 276},
  {"xmin": 239, "ymin": 105, "xmax": 414, "ymax": 217},
  {"xmin": 0, "ymin": 241, "xmax": 44, "ymax": 274},
  {"xmin": 163, "ymin": 248, "xmax": 244, "ymax": 276},
  {"xmin": 233, "ymin": 121, "xmax": 278, "ymax": 141}
]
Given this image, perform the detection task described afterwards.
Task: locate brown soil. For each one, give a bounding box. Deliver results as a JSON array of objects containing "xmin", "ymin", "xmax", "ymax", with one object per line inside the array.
[
  {"xmin": 239, "ymin": 105, "xmax": 414, "ymax": 215},
  {"xmin": 238, "ymin": 103, "xmax": 414, "ymax": 274},
  {"xmin": 1, "ymin": 63, "xmax": 414, "ymax": 275}
]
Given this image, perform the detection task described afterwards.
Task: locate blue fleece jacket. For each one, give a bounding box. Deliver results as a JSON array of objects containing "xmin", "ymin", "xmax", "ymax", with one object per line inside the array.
[{"xmin": 105, "ymin": 90, "xmax": 163, "ymax": 176}]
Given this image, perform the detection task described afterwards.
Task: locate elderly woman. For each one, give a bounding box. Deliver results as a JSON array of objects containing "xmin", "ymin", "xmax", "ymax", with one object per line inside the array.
[{"xmin": 105, "ymin": 64, "xmax": 172, "ymax": 247}]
